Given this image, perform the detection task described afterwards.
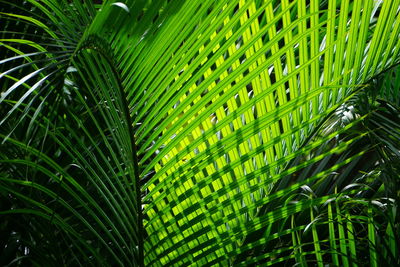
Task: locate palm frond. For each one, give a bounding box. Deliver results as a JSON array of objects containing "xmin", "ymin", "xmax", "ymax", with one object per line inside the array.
[{"xmin": 1, "ymin": 0, "xmax": 400, "ymax": 266}]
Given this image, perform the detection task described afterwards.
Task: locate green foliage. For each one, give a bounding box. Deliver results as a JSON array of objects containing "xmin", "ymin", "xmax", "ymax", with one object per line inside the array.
[{"xmin": 1, "ymin": 0, "xmax": 400, "ymax": 266}]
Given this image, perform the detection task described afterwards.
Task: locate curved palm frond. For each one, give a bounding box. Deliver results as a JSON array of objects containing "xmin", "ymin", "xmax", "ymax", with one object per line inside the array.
[{"xmin": 1, "ymin": 0, "xmax": 400, "ymax": 266}]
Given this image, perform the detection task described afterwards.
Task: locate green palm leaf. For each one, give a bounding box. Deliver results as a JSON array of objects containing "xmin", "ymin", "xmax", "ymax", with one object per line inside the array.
[{"xmin": 1, "ymin": 0, "xmax": 400, "ymax": 266}]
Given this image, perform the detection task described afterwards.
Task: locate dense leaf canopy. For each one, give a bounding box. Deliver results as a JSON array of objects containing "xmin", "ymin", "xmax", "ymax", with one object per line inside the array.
[{"xmin": 1, "ymin": 0, "xmax": 399, "ymax": 266}]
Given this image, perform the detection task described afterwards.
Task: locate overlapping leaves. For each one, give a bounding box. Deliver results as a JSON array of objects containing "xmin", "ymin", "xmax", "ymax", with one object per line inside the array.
[{"xmin": 1, "ymin": 0, "xmax": 400, "ymax": 266}]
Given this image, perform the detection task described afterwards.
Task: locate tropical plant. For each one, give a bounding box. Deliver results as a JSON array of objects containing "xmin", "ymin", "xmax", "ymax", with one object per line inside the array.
[{"xmin": 1, "ymin": 0, "xmax": 399, "ymax": 266}]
